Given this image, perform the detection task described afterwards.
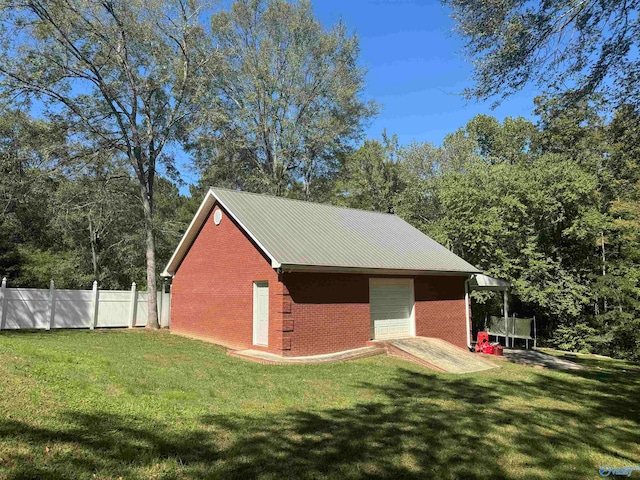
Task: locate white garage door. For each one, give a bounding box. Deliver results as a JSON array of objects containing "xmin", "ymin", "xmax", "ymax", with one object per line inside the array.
[{"xmin": 369, "ymin": 278, "xmax": 414, "ymax": 340}]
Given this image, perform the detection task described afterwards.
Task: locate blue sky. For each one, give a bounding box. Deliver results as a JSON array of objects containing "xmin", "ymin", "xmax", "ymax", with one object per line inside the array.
[{"xmin": 312, "ymin": 0, "xmax": 540, "ymax": 146}]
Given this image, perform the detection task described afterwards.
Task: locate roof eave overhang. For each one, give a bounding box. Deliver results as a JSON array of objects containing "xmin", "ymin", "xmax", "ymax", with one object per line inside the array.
[
  {"xmin": 161, "ymin": 189, "xmax": 281, "ymax": 278},
  {"xmin": 278, "ymin": 264, "xmax": 481, "ymax": 276}
]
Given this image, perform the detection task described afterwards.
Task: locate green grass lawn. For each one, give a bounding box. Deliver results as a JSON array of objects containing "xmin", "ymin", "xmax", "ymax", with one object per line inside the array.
[{"xmin": 0, "ymin": 330, "xmax": 638, "ymax": 479}]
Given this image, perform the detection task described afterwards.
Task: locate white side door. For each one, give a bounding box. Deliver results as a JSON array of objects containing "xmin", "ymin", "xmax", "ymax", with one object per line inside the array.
[
  {"xmin": 253, "ymin": 281, "xmax": 269, "ymax": 346},
  {"xmin": 369, "ymin": 278, "xmax": 414, "ymax": 340}
]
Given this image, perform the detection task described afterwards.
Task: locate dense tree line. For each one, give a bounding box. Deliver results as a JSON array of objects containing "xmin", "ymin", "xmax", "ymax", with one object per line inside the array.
[{"xmin": 0, "ymin": 110, "xmax": 193, "ymax": 289}]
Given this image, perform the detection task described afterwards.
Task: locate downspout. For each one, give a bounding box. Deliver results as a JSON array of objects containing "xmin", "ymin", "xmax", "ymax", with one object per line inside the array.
[{"xmin": 464, "ymin": 277, "xmax": 472, "ymax": 350}]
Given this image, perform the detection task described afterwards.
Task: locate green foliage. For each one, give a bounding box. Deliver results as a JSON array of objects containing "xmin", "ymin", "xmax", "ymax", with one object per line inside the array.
[
  {"xmin": 0, "ymin": 109, "xmax": 67, "ymax": 283},
  {"xmin": 193, "ymin": 0, "xmax": 376, "ymax": 200},
  {"xmin": 550, "ymin": 323, "xmax": 599, "ymax": 354},
  {"xmin": 0, "ymin": 0, "xmax": 214, "ymax": 326},
  {"xmin": 443, "ymin": 0, "xmax": 640, "ymax": 361},
  {"xmin": 0, "ymin": 108, "xmax": 190, "ymax": 289},
  {"xmin": 435, "ymin": 155, "xmax": 601, "ymax": 318},
  {"xmin": 50, "ymin": 163, "xmax": 138, "ymax": 286},
  {"xmin": 605, "ymin": 313, "xmax": 640, "ymax": 362},
  {"xmin": 466, "ymin": 114, "xmax": 537, "ymax": 164},
  {"xmin": 335, "ymin": 134, "xmax": 402, "ymax": 212},
  {"xmin": 15, "ymin": 247, "xmax": 91, "ymax": 289},
  {"xmin": 445, "ymin": 0, "xmax": 640, "ymax": 107}
]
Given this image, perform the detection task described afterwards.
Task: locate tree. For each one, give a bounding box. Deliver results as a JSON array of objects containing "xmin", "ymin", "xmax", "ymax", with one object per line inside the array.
[
  {"xmin": 196, "ymin": 0, "xmax": 376, "ymax": 199},
  {"xmin": 0, "ymin": 0, "xmax": 212, "ymax": 327},
  {"xmin": 465, "ymin": 114, "xmax": 537, "ymax": 165},
  {"xmin": 533, "ymin": 95, "xmax": 608, "ymax": 167},
  {"xmin": 335, "ymin": 134, "xmax": 402, "ymax": 213},
  {"xmin": 51, "ymin": 161, "xmax": 141, "ymax": 287},
  {"xmin": 607, "ymin": 104, "xmax": 640, "ymax": 199},
  {"xmin": 595, "ymin": 104, "xmax": 640, "ymax": 360},
  {"xmin": 603, "ymin": 195, "xmax": 640, "ymax": 360},
  {"xmin": 0, "ymin": 109, "xmax": 68, "ymax": 284},
  {"xmin": 445, "ymin": 0, "xmax": 640, "ymax": 106},
  {"xmin": 393, "ymin": 114, "xmax": 610, "ymax": 347}
]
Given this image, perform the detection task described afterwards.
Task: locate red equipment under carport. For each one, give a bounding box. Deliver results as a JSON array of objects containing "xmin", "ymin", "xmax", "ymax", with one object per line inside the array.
[{"xmin": 475, "ymin": 331, "xmax": 503, "ymax": 356}]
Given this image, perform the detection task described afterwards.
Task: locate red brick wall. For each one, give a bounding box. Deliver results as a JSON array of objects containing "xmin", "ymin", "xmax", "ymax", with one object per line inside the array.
[
  {"xmin": 414, "ymin": 276, "xmax": 468, "ymax": 349},
  {"xmin": 282, "ymin": 273, "xmax": 468, "ymax": 355},
  {"xmin": 170, "ymin": 203, "xmax": 284, "ymax": 354},
  {"xmin": 281, "ymin": 273, "xmax": 371, "ymax": 356}
]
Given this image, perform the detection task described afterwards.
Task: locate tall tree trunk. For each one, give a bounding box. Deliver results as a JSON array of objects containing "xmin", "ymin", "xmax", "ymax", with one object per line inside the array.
[
  {"xmin": 133, "ymin": 143, "xmax": 160, "ymax": 329},
  {"xmin": 141, "ymin": 190, "xmax": 160, "ymax": 329}
]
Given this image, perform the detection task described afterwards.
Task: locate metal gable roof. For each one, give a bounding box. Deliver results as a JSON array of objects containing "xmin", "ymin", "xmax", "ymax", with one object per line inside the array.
[{"xmin": 162, "ymin": 188, "xmax": 480, "ymax": 276}]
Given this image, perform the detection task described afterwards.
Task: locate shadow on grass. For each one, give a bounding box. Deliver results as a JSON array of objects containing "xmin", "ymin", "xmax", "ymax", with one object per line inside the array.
[{"xmin": 0, "ymin": 366, "xmax": 638, "ymax": 479}]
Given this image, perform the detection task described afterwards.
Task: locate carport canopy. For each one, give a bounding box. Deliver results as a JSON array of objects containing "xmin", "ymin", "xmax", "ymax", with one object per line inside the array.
[
  {"xmin": 467, "ymin": 274, "xmax": 514, "ymax": 345},
  {"xmin": 468, "ymin": 274, "xmax": 510, "ymax": 292}
]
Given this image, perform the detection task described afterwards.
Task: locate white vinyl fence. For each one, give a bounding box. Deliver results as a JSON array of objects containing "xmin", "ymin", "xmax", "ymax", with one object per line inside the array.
[{"xmin": 0, "ymin": 278, "xmax": 170, "ymax": 331}]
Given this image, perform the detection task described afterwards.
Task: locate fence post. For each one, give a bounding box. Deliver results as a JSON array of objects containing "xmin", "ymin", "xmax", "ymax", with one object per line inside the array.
[
  {"xmin": 47, "ymin": 280, "xmax": 56, "ymax": 330},
  {"xmin": 128, "ymin": 282, "xmax": 137, "ymax": 328},
  {"xmin": 90, "ymin": 281, "xmax": 99, "ymax": 330},
  {"xmin": 0, "ymin": 277, "xmax": 7, "ymax": 331}
]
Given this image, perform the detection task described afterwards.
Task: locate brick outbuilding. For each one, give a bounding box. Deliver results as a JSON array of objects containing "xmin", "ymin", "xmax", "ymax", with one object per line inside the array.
[{"xmin": 162, "ymin": 188, "xmax": 481, "ymax": 357}]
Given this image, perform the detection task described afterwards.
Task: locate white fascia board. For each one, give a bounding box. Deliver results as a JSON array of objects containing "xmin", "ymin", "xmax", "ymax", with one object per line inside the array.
[
  {"xmin": 279, "ymin": 265, "xmax": 480, "ymax": 276},
  {"xmin": 161, "ymin": 189, "xmax": 282, "ymax": 277}
]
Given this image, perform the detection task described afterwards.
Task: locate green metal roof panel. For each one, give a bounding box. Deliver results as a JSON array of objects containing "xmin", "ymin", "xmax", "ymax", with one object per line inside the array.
[{"xmin": 211, "ymin": 188, "xmax": 480, "ymax": 274}]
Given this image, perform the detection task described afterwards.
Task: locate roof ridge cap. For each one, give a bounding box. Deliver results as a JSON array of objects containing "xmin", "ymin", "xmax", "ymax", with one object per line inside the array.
[{"xmin": 209, "ymin": 186, "xmax": 399, "ymax": 217}]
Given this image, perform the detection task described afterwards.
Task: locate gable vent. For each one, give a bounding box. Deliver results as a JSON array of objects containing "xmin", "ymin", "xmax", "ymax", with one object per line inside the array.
[{"xmin": 213, "ymin": 208, "xmax": 222, "ymax": 225}]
